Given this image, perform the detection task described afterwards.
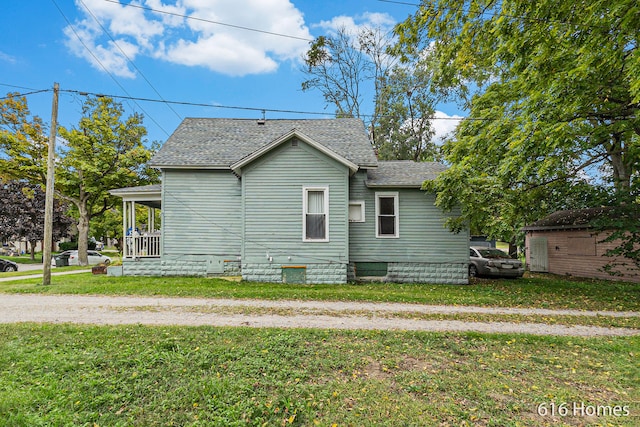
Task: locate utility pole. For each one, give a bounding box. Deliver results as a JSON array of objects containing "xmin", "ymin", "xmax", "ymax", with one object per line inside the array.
[{"xmin": 42, "ymin": 83, "xmax": 59, "ymax": 286}]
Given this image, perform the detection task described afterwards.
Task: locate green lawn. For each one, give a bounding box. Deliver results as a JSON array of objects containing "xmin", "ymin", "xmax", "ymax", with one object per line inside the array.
[
  {"xmin": 1, "ymin": 274, "xmax": 638, "ymax": 425},
  {"xmin": 0, "ymin": 324, "xmax": 637, "ymax": 426},
  {"xmin": 0, "ymin": 254, "xmax": 44, "ymax": 264}
]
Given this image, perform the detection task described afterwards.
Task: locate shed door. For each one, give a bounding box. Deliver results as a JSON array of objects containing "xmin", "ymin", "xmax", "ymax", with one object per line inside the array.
[{"xmin": 529, "ymin": 237, "xmax": 548, "ymax": 272}]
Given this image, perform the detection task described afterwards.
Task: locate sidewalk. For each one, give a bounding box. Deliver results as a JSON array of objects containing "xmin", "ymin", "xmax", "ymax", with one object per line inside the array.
[{"xmin": 0, "ymin": 269, "xmax": 91, "ymax": 282}]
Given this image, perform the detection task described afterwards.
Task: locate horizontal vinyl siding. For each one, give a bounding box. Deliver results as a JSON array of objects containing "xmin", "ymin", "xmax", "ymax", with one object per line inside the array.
[
  {"xmin": 162, "ymin": 170, "xmax": 241, "ymax": 256},
  {"xmin": 242, "ymin": 141, "xmax": 349, "ymax": 265},
  {"xmin": 526, "ymin": 230, "xmax": 640, "ymax": 282},
  {"xmin": 349, "ymin": 171, "xmax": 468, "ymax": 263}
]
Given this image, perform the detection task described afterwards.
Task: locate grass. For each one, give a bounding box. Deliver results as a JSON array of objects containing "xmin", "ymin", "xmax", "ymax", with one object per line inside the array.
[
  {"xmin": 0, "ymin": 254, "xmax": 44, "ymax": 264},
  {"xmin": 0, "ymin": 324, "xmax": 637, "ymax": 426},
  {"xmin": 1, "ymin": 272, "xmax": 639, "ymax": 312},
  {"xmin": 1, "ymin": 273, "xmax": 638, "ymax": 425}
]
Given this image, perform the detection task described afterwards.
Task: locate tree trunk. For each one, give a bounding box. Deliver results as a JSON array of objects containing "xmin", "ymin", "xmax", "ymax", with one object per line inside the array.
[
  {"xmin": 77, "ymin": 204, "xmax": 90, "ymax": 266},
  {"xmin": 29, "ymin": 240, "xmax": 37, "ymax": 261},
  {"xmin": 609, "ymin": 134, "xmax": 632, "ymax": 196}
]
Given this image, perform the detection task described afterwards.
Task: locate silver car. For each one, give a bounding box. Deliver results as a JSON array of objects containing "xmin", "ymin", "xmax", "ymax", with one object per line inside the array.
[
  {"xmin": 469, "ymin": 246, "xmax": 524, "ymax": 278},
  {"xmin": 51, "ymin": 250, "xmax": 111, "ymax": 267}
]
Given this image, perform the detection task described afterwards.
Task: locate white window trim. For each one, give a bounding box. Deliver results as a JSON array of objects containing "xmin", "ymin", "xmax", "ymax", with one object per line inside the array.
[
  {"xmin": 303, "ymin": 186, "xmax": 329, "ymax": 242},
  {"xmin": 375, "ymin": 192, "xmax": 399, "ymax": 238},
  {"xmin": 348, "ymin": 200, "xmax": 365, "ymax": 223}
]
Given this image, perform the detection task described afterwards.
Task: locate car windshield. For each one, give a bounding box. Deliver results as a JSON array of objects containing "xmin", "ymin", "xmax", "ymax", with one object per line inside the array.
[{"xmin": 478, "ymin": 249, "xmax": 511, "ymax": 259}]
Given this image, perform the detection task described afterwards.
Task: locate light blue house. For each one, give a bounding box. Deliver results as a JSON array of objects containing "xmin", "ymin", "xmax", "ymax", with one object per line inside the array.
[{"xmin": 111, "ymin": 118, "xmax": 469, "ymax": 284}]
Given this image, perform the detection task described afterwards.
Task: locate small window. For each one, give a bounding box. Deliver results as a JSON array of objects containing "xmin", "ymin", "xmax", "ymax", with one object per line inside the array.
[
  {"xmin": 282, "ymin": 266, "xmax": 306, "ymax": 283},
  {"xmin": 375, "ymin": 192, "xmax": 399, "ymax": 238},
  {"xmin": 349, "ymin": 201, "xmax": 365, "ymax": 222},
  {"xmin": 303, "ymin": 187, "xmax": 329, "ymax": 241},
  {"xmin": 568, "ymin": 236, "xmax": 597, "ymax": 256}
]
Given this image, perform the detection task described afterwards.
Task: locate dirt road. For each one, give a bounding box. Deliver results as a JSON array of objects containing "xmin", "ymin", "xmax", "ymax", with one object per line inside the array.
[{"xmin": 1, "ymin": 294, "xmax": 637, "ymax": 337}]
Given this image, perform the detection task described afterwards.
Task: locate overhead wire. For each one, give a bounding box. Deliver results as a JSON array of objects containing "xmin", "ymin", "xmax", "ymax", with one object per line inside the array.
[
  {"xmin": 103, "ymin": 0, "xmax": 314, "ymax": 42},
  {"xmin": 78, "ymin": 0, "xmax": 183, "ymax": 121},
  {"xmin": 50, "ymin": 0, "xmax": 171, "ymax": 137},
  {"xmin": 1, "ymin": 84, "xmax": 473, "ymax": 121},
  {"xmin": 60, "ymin": 88, "xmax": 473, "ymax": 120},
  {"xmin": 0, "ymin": 89, "xmax": 51, "ymax": 101}
]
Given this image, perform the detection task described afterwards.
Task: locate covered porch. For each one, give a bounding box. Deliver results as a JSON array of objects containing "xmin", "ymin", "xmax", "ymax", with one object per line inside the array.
[{"xmin": 110, "ymin": 184, "xmax": 162, "ymax": 259}]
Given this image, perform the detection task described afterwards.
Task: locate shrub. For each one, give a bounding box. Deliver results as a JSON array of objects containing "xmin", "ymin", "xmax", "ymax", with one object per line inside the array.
[
  {"xmin": 59, "ymin": 241, "xmax": 96, "ymax": 251},
  {"xmin": 59, "ymin": 241, "xmax": 77, "ymax": 251}
]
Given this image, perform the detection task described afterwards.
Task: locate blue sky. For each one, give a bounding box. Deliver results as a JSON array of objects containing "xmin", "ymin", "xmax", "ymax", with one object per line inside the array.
[{"xmin": 1, "ymin": 0, "xmax": 464, "ymax": 145}]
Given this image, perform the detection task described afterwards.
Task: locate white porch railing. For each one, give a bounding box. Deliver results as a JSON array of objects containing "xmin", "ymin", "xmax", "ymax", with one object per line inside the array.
[{"xmin": 125, "ymin": 233, "xmax": 161, "ymax": 258}]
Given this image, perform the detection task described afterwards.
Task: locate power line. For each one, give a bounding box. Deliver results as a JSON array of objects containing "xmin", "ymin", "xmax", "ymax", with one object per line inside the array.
[
  {"xmin": 60, "ymin": 88, "xmax": 472, "ymax": 120},
  {"xmin": 104, "ymin": 0, "xmax": 313, "ymax": 42},
  {"xmin": 0, "ymin": 83, "xmax": 42, "ymax": 92},
  {"xmin": 0, "ymin": 89, "xmax": 50, "ymax": 101},
  {"xmin": 61, "ymin": 88, "xmax": 340, "ymax": 116},
  {"xmin": 79, "ymin": 0, "xmax": 182, "ymax": 122},
  {"xmin": 50, "ymin": 0, "xmax": 171, "ymax": 137},
  {"xmin": 2, "ymin": 84, "xmax": 473, "ymax": 121}
]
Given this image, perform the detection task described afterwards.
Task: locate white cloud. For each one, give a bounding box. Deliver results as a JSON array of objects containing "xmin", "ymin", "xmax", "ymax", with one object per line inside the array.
[
  {"xmin": 0, "ymin": 51, "xmax": 17, "ymax": 64},
  {"xmin": 314, "ymin": 12, "xmax": 396, "ymax": 35},
  {"xmin": 63, "ymin": 18, "xmax": 139, "ymax": 78},
  {"xmin": 432, "ymin": 111, "xmax": 463, "ymax": 143},
  {"xmin": 164, "ymin": 33, "xmax": 279, "ymax": 75},
  {"xmin": 63, "ymin": 0, "xmax": 312, "ymax": 78}
]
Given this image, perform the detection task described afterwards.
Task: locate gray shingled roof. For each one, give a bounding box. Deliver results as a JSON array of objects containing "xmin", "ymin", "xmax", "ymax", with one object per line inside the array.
[
  {"xmin": 522, "ymin": 207, "xmax": 620, "ymax": 231},
  {"xmin": 150, "ymin": 118, "xmax": 378, "ymax": 168},
  {"xmin": 366, "ymin": 160, "xmax": 448, "ymax": 188}
]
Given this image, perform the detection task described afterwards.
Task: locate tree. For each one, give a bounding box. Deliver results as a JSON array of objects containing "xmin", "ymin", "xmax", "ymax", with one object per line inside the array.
[
  {"xmin": 0, "ymin": 94, "xmax": 48, "ymax": 183},
  {"xmin": 90, "ymin": 207, "xmax": 124, "ymax": 250},
  {"xmin": 0, "ymin": 180, "xmax": 72, "ymax": 260},
  {"xmin": 373, "ymin": 62, "xmax": 440, "ymax": 162},
  {"xmin": 394, "ymin": 0, "xmax": 639, "ymax": 249},
  {"xmin": 302, "ymin": 26, "xmax": 394, "ymax": 130},
  {"xmin": 56, "ymin": 96, "xmax": 158, "ymax": 265},
  {"xmin": 302, "ymin": 26, "xmax": 445, "ymax": 162}
]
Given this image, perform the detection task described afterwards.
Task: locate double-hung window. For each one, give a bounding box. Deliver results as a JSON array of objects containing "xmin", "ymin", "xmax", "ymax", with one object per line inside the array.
[
  {"xmin": 375, "ymin": 192, "xmax": 399, "ymax": 238},
  {"xmin": 303, "ymin": 187, "xmax": 329, "ymax": 241}
]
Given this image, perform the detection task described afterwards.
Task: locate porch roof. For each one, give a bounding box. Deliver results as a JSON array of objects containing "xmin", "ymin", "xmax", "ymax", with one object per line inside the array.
[{"xmin": 110, "ymin": 184, "xmax": 161, "ymax": 209}]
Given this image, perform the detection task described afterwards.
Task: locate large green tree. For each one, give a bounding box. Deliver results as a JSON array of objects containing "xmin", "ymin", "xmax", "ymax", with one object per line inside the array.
[
  {"xmin": 0, "ymin": 94, "xmax": 48, "ymax": 183},
  {"xmin": 302, "ymin": 26, "xmax": 393, "ymax": 127},
  {"xmin": 302, "ymin": 26, "xmax": 443, "ymax": 161},
  {"xmin": 373, "ymin": 62, "xmax": 440, "ymax": 162},
  {"xmin": 0, "ymin": 180, "xmax": 73, "ymax": 259},
  {"xmin": 394, "ymin": 0, "xmax": 639, "ymax": 245},
  {"xmin": 57, "ymin": 96, "xmax": 158, "ymax": 265}
]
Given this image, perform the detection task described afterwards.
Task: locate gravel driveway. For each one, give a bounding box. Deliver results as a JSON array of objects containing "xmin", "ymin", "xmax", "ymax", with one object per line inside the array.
[{"xmin": 1, "ymin": 294, "xmax": 638, "ymax": 337}]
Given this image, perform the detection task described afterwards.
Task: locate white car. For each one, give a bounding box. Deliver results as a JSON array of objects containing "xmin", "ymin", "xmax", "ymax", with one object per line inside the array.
[{"xmin": 52, "ymin": 250, "xmax": 112, "ymax": 267}]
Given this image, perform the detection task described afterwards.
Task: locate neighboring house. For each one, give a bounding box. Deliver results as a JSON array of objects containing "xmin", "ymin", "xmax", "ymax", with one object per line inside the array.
[
  {"xmin": 523, "ymin": 207, "xmax": 640, "ymax": 283},
  {"xmin": 111, "ymin": 118, "xmax": 469, "ymax": 284}
]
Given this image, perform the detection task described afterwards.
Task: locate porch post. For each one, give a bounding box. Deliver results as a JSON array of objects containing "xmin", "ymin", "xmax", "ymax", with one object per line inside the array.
[
  {"xmin": 122, "ymin": 199, "xmax": 128, "ymax": 258},
  {"xmin": 131, "ymin": 201, "xmax": 137, "ymax": 256},
  {"xmin": 148, "ymin": 207, "xmax": 155, "ymax": 232}
]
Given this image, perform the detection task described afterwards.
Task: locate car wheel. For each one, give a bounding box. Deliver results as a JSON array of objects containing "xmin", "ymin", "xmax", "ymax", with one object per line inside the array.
[
  {"xmin": 469, "ymin": 264, "xmax": 478, "ymax": 278},
  {"xmin": 4, "ymin": 265, "xmax": 17, "ymax": 272}
]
